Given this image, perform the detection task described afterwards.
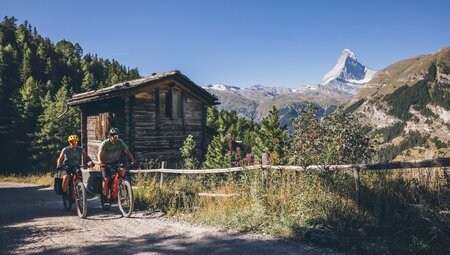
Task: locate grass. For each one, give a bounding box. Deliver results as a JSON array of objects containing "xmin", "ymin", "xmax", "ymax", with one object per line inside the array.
[
  {"xmin": 133, "ymin": 167, "xmax": 450, "ymax": 254},
  {"xmin": 0, "ymin": 172, "xmax": 54, "ymax": 187}
]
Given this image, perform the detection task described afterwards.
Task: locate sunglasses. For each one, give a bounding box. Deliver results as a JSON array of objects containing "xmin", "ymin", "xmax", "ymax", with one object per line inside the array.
[{"xmin": 110, "ymin": 134, "xmax": 119, "ymax": 139}]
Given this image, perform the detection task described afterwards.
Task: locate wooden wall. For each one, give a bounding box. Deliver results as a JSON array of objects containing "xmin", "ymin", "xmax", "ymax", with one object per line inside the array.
[{"xmin": 132, "ymin": 82, "xmax": 205, "ymax": 167}]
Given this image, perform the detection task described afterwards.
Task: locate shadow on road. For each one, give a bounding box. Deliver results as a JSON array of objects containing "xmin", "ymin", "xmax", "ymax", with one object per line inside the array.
[{"xmin": 25, "ymin": 230, "xmax": 327, "ymax": 255}]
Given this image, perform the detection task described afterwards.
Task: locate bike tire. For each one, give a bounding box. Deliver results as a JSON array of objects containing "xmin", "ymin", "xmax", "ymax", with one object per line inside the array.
[
  {"xmin": 75, "ymin": 182, "xmax": 88, "ymax": 218},
  {"xmin": 118, "ymin": 180, "xmax": 134, "ymax": 217},
  {"xmin": 63, "ymin": 181, "xmax": 73, "ymax": 211}
]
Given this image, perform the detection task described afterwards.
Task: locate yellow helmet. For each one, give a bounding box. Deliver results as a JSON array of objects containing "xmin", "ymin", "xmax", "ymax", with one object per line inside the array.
[{"xmin": 68, "ymin": 135, "xmax": 79, "ymax": 143}]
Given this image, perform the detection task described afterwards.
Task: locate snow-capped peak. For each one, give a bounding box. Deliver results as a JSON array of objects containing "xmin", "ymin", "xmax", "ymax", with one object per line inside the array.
[
  {"xmin": 342, "ymin": 49, "xmax": 357, "ymax": 60},
  {"xmin": 320, "ymin": 49, "xmax": 376, "ymax": 94},
  {"xmin": 205, "ymin": 83, "xmax": 240, "ymax": 91}
]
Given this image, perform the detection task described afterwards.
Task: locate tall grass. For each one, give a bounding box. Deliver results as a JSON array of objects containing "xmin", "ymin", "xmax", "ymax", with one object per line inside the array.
[
  {"xmin": 0, "ymin": 172, "xmax": 54, "ymax": 186},
  {"xmin": 133, "ymin": 167, "xmax": 450, "ymax": 254}
]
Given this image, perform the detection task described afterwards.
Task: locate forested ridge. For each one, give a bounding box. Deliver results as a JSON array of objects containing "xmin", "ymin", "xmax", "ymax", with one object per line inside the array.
[{"xmin": 0, "ymin": 17, "xmax": 140, "ymax": 172}]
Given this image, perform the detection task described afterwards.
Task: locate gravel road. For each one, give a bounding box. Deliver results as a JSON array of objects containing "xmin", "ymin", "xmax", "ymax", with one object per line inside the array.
[{"xmin": 0, "ymin": 182, "xmax": 341, "ymax": 255}]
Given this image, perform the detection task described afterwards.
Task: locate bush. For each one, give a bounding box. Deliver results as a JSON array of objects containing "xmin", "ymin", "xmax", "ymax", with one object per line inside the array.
[{"xmin": 287, "ymin": 105, "xmax": 373, "ymax": 166}]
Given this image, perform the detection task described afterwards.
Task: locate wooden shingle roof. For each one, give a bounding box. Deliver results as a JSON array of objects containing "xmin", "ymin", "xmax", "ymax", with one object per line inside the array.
[{"xmin": 68, "ymin": 70, "xmax": 218, "ymax": 106}]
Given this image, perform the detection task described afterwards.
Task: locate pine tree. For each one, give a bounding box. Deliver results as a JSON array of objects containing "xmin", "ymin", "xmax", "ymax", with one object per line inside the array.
[
  {"xmin": 31, "ymin": 80, "xmax": 80, "ymax": 170},
  {"xmin": 19, "ymin": 43, "xmax": 32, "ymax": 83},
  {"xmin": 18, "ymin": 77, "xmax": 42, "ymax": 121},
  {"xmin": 255, "ymin": 106, "xmax": 286, "ymax": 164},
  {"xmin": 202, "ymin": 133, "xmax": 231, "ymax": 169},
  {"xmin": 206, "ymin": 106, "xmax": 219, "ymax": 130},
  {"xmin": 180, "ymin": 134, "xmax": 199, "ymax": 169}
]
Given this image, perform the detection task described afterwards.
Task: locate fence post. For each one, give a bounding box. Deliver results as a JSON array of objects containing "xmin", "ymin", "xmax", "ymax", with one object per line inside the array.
[
  {"xmin": 353, "ymin": 167, "xmax": 361, "ymax": 208},
  {"xmin": 160, "ymin": 161, "xmax": 166, "ymax": 188}
]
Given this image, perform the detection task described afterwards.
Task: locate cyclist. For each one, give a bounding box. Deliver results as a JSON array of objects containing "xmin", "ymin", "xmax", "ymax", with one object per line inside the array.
[
  {"xmin": 98, "ymin": 127, "xmax": 136, "ymax": 203},
  {"xmin": 56, "ymin": 135, "xmax": 94, "ymax": 198}
]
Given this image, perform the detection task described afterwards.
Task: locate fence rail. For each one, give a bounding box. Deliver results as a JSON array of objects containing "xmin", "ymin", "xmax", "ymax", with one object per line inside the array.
[
  {"xmin": 82, "ymin": 157, "xmax": 450, "ymax": 174},
  {"xmin": 81, "ymin": 157, "xmax": 450, "ymax": 205}
]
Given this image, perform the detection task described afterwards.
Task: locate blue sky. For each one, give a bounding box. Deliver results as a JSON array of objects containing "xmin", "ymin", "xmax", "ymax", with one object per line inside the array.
[{"xmin": 1, "ymin": 0, "xmax": 450, "ymax": 88}]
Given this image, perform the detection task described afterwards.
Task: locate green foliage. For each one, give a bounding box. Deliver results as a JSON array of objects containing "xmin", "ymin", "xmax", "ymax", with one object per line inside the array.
[
  {"xmin": 417, "ymin": 105, "xmax": 439, "ymax": 118},
  {"xmin": 203, "ymin": 108, "xmax": 261, "ymax": 168},
  {"xmin": 31, "ymin": 80, "xmax": 80, "ymax": 170},
  {"xmin": 287, "ymin": 104, "xmax": 324, "ymax": 166},
  {"xmin": 180, "ymin": 134, "xmax": 199, "ymax": 169},
  {"xmin": 375, "ymin": 122, "xmax": 405, "ymax": 143},
  {"xmin": 376, "ymin": 131, "xmax": 429, "ymax": 162},
  {"xmin": 432, "ymin": 137, "xmax": 447, "ymax": 149},
  {"xmin": 254, "ymin": 106, "xmax": 287, "ymax": 164},
  {"xmin": 385, "ymin": 81, "xmax": 431, "ymax": 121},
  {"xmin": 18, "ymin": 77, "xmax": 43, "ymax": 121},
  {"xmin": 0, "ymin": 17, "xmax": 140, "ymax": 172},
  {"xmin": 287, "ymin": 104, "xmax": 373, "ymax": 166},
  {"xmin": 202, "ymin": 132, "xmax": 231, "ymax": 169}
]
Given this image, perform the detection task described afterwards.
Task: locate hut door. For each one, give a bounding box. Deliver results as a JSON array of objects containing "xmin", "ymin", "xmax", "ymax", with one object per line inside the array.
[{"xmin": 95, "ymin": 112, "xmax": 112, "ymax": 141}]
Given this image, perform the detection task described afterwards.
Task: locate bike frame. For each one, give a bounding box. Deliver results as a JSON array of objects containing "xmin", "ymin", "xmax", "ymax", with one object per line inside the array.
[
  {"xmin": 104, "ymin": 164, "xmax": 127, "ymax": 201},
  {"xmin": 63, "ymin": 167, "xmax": 81, "ymax": 201},
  {"xmin": 70, "ymin": 172, "xmax": 82, "ymax": 202}
]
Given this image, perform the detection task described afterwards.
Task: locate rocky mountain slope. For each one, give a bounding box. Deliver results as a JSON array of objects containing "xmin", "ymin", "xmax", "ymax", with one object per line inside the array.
[{"xmin": 348, "ymin": 46, "xmax": 450, "ymax": 160}]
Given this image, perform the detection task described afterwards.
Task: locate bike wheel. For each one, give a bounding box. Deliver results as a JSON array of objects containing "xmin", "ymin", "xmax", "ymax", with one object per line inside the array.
[
  {"xmin": 75, "ymin": 182, "xmax": 88, "ymax": 218},
  {"xmin": 118, "ymin": 180, "xmax": 134, "ymax": 217},
  {"xmin": 63, "ymin": 183, "xmax": 73, "ymax": 211},
  {"xmin": 100, "ymin": 191, "xmax": 111, "ymax": 211}
]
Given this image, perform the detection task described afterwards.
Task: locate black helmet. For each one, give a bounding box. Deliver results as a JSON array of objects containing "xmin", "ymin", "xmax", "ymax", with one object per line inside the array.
[{"xmin": 109, "ymin": 127, "xmax": 120, "ymax": 136}]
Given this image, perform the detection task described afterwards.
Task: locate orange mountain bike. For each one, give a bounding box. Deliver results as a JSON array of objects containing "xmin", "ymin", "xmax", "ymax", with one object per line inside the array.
[
  {"xmin": 99, "ymin": 163, "xmax": 134, "ymax": 217},
  {"xmin": 60, "ymin": 166, "xmax": 88, "ymax": 218}
]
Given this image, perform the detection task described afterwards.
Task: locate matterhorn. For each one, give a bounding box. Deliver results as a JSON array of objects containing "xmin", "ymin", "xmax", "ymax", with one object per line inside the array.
[{"xmin": 320, "ymin": 49, "xmax": 376, "ymax": 95}]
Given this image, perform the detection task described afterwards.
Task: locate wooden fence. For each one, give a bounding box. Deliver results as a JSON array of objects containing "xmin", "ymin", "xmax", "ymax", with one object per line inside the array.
[{"xmin": 81, "ymin": 157, "xmax": 450, "ymax": 203}]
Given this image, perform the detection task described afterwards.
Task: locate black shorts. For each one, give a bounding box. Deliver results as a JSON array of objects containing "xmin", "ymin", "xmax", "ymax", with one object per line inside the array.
[
  {"xmin": 60, "ymin": 166, "xmax": 81, "ymax": 176},
  {"xmin": 101, "ymin": 164, "xmax": 119, "ymax": 179},
  {"xmin": 101, "ymin": 167, "xmax": 112, "ymax": 179}
]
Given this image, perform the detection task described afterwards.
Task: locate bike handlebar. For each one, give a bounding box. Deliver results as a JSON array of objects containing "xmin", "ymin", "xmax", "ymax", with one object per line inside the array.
[{"xmin": 99, "ymin": 162, "xmax": 140, "ymax": 170}]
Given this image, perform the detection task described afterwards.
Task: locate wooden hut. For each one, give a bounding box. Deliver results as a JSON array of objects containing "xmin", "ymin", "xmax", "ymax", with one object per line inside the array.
[{"xmin": 68, "ymin": 70, "xmax": 218, "ymax": 167}]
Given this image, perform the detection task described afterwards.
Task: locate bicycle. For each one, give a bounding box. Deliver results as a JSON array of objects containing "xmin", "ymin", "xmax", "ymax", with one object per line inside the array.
[
  {"xmin": 59, "ymin": 166, "xmax": 88, "ymax": 218},
  {"xmin": 99, "ymin": 162, "xmax": 134, "ymax": 217}
]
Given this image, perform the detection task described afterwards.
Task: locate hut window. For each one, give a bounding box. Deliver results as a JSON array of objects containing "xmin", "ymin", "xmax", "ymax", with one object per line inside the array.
[
  {"xmin": 158, "ymin": 89, "xmax": 183, "ymax": 119},
  {"xmin": 172, "ymin": 93, "xmax": 183, "ymax": 118},
  {"xmin": 159, "ymin": 92, "xmax": 172, "ymax": 117}
]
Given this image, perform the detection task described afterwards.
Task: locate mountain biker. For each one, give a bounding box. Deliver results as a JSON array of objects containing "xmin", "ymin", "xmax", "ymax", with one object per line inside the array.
[
  {"xmin": 98, "ymin": 127, "xmax": 136, "ymax": 203},
  {"xmin": 56, "ymin": 135, "xmax": 94, "ymax": 198}
]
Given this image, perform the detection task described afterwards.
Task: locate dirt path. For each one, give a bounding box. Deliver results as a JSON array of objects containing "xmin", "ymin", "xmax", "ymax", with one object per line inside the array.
[{"xmin": 0, "ymin": 182, "xmax": 341, "ymax": 255}]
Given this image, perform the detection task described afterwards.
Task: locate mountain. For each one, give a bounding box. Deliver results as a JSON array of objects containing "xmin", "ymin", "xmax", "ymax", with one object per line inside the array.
[
  {"xmin": 321, "ymin": 49, "xmax": 376, "ymax": 95},
  {"xmin": 204, "ymin": 49, "xmax": 374, "ymax": 125},
  {"xmin": 347, "ymin": 46, "xmax": 450, "ymax": 161}
]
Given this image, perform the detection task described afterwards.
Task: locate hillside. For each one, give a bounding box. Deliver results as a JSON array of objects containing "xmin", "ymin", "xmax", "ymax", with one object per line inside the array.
[{"xmin": 348, "ymin": 46, "xmax": 450, "ymax": 161}]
